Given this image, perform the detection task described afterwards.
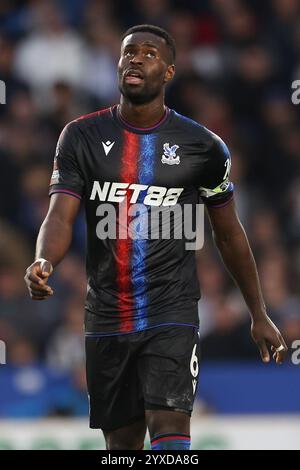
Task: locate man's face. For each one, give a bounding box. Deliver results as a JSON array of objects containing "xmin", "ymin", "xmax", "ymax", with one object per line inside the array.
[{"xmin": 118, "ymin": 32, "xmax": 175, "ymax": 104}]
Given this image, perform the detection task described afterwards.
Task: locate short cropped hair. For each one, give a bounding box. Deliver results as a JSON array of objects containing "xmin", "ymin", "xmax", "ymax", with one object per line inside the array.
[{"xmin": 121, "ymin": 24, "xmax": 176, "ymax": 64}]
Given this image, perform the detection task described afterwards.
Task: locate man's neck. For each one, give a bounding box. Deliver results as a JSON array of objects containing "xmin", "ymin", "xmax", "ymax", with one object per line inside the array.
[{"xmin": 119, "ymin": 97, "xmax": 166, "ymax": 128}]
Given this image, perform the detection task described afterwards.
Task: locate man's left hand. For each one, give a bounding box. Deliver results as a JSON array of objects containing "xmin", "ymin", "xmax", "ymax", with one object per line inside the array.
[{"xmin": 251, "ymin": 315, "xmax": 288, "ymax": 364}]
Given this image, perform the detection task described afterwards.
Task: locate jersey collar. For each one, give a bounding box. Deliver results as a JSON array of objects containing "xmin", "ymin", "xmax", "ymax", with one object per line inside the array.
[{"xmin": 111, "ymin": 104, "xmax": 172, "ymax": 134}]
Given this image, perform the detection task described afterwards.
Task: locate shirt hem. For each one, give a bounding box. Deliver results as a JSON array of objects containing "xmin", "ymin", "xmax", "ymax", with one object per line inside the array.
[
  {"xmin": 85, "ymin": 322, "xmax": 199, "ymax": 337},
  {"xmin": 49, "ymin": 188, "xmax": 82, "ymax": 200}
]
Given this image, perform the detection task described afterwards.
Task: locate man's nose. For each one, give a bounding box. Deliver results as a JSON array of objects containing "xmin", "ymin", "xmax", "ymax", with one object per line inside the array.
[{"xmin": 130, "ymin": 53, "xmax": 143, "ymax": 65}]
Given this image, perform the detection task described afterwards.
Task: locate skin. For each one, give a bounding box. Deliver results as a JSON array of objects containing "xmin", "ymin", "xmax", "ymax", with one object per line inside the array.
[
  {"xmin": 118, "ymin": 32, "xmax": 175, "ymax": 127},
  {"xmin": 24, "ymin": 31, "xmax": 288, "ymax": 450}
]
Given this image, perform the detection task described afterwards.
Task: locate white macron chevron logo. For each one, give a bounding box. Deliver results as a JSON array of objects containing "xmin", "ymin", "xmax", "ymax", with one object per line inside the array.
[{"xmin": 102, "ymin": 140, "xmax": 115, "ymax": 156}]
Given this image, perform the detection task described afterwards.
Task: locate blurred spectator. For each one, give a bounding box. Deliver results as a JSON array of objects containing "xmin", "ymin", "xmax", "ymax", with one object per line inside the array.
[
  {"xmin": 80, "ymin": 21, "xmax": 120, "ymax": 104},
  {"xmin": 167, "ymin": 11, "xmax": 198, "ymax": 74},
  {"xmin": 0, "ymin": 337, "xmax": 87, "ymax": 417},
  {"xmin": 0, "ymin": 36, "xmax": 27, "ymax": 109},
  {"xmin": 47, "ymin": 299, "xmax": 85, "ymax": 371},
  {"xmin": 14, "ymin": 0, "xmax": 84, "ymax": 105},
  {"xmin": 201, "ymin": 298, "xmax": 257, "ymax": 360},
  {"xmin": 44, "ymin": 81, "xmax": 90, "ymax": 133},
  {"xmin": 18, "ymin": 164, "xmax": 51, "ymax": 237},
  {"xmin": 131, "ymin": 0, "xmax": 171, "ymax": 28}
]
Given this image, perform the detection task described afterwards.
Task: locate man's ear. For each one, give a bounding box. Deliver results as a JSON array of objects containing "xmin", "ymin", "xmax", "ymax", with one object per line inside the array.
[{"xmin": 164, "ymin": 64, "xmax": 175, "ymax": 83}]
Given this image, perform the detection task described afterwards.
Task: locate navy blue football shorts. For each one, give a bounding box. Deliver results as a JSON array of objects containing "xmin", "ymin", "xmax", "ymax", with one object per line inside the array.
[{"xmin": 85, "ymin": 325, "xmax": 200, "ymax": 431}]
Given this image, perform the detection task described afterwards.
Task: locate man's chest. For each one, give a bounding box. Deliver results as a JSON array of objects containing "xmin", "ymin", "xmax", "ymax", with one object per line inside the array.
[{"xmin": 78, "ymin": 127, "xmax": 204, "ymax": 191}]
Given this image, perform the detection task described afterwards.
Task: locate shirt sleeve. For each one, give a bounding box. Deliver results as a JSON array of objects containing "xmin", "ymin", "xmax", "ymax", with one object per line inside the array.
[
  {"xmin": 49, "ymin": 121, "xmax": 84, "ymax": 200},
  {"xmin": 198, "ymin": 133, "xmax": 234, "ymax": 207}
]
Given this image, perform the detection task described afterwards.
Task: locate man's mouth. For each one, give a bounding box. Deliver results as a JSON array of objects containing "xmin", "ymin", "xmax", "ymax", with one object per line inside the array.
[{"xmin": 124, "ymin": 69, "xmax": 144, "ymax": 85}]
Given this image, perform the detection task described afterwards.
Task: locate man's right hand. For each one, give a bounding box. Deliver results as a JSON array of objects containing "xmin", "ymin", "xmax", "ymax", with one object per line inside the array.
[{"xmin": 24, "ymin": 258, "xmax": 54, "ymax": 300}]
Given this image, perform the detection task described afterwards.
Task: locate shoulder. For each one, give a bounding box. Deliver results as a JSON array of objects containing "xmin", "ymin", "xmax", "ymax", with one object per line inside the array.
[
  {"xmin": 171, "ymin": 110, "xmax": 229, "ymax": 155},
  {"xmin": 74, "ymin": 106, "xmax": 112, "ymax": 128},
  {"xmin": 59, "ymin": 107, "xmax": 112, "ymax": 137},
  {"xmin": 58, "ymin": 106, "xmax": 112, "ymax": 140}
]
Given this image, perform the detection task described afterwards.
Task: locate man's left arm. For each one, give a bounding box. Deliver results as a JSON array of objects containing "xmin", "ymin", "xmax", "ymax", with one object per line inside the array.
[{"xmin": 206, "ymin": 198, "xmax": 288, "ymax": 364}]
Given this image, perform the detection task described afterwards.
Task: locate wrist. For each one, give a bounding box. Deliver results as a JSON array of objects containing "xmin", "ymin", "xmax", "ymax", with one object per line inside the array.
[
  {"xmin": 35, "ymin": 257, "xmax": 49, "ymax": 264},
  {"xmin": 250, "ymin": 308, "xmax": 268, "ymax": 322},
  {"xmin": 34, "ymin": 258, "xmax": 53, "ymax": 275}
]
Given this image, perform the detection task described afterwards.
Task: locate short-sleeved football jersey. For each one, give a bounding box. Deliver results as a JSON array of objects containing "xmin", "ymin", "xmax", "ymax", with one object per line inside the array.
[{"xmin": 49, "ymin": 105, "xmax": 234, "ymax": 335}]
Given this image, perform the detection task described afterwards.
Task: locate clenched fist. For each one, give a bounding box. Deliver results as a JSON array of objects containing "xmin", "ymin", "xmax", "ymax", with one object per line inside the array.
[{"xmin": 24, "ymin": 258, "xmax": 54, "ymax": 300}]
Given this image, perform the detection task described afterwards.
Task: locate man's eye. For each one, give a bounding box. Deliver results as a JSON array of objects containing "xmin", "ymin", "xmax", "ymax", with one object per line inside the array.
[
  {"xmin": 146, "ymin": 52, "xmax": 156, "ymax": 58},
  {"xmin": 124, "ymin": 51, "xmax": 134, "ymax": 57}
]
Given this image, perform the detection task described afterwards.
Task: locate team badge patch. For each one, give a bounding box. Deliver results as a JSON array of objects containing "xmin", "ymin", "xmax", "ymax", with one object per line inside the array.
[
  {"xmin": 161, "ymin": 143, "xmax": 180, "ymax": 165},
  {"xmin": 50, "ymin": 158, "xmax": 60, "ymax": 184}
]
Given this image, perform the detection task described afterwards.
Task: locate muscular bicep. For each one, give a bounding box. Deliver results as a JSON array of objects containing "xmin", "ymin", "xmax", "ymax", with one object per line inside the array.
[
  {"xmin": 46, "ymin": 193, "xmax": 81, "ymax": 226},
  {"xmin": 205, "ymin": 197, "xmax": 243, "ymax": 242}
]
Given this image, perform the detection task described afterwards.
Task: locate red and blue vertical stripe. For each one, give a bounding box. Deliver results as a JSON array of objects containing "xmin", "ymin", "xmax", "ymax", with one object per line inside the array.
[
  {"xmin": 151, "ymin": 433, "xmax": 191, "ymax": 450},
  {"xmin": 116, "ymin": 131, "xmax": 157, "ymax": 333}
]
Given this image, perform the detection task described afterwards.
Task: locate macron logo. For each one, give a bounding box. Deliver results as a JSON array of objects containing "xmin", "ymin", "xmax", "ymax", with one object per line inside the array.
[{"xmin": 102, "ymin": 140, "xmax": 115, "ymax": 156}]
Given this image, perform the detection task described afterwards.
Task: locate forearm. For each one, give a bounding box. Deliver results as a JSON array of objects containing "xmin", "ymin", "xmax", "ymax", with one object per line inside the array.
[
  {"xmin": 213, "ymin": 223, "xmax": 266, "ymax": 321},
  {"xmin": 35, "ymin": 213, "xmax": 73, "ymax": 267}
]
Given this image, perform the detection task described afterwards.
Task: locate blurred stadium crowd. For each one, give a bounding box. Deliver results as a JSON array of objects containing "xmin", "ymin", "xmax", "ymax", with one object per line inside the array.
[{"xmin": 0, "ymin": 0, "xmax": 300, "ymax": 417}]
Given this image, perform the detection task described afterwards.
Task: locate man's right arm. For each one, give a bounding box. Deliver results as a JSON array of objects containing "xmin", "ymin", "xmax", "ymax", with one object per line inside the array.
[{"xmin": 24, "ymin": 193, "xmax": 80, "ymax": 300}]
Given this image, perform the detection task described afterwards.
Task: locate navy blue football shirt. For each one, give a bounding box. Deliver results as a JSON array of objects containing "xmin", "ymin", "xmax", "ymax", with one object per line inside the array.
[{"xmin": 49, "ymin": 106, "xmax": 234, "ymax": 335}]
